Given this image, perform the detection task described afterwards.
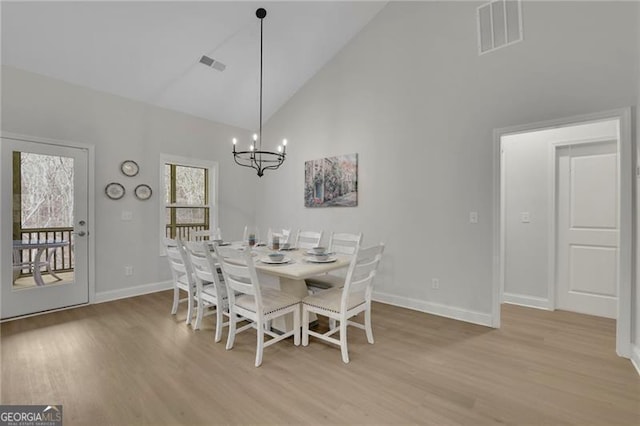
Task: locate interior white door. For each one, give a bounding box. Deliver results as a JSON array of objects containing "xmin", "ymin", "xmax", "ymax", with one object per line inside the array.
[
  {"xmin": 1, "ymin": 137, "xmax": 89, "ymax": 319},
  {"xmin": 556, "ymin": 140, "xmax": 618, "ymax": 318}
]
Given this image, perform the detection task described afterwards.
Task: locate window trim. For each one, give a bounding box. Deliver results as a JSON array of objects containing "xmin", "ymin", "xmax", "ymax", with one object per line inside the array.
[{"xmin": 159, "ymin": 153, "xmax": 218, "ymax": 254}]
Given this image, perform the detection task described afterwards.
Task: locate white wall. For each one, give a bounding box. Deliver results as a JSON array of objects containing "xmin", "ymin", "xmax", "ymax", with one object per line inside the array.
[
  {"xmin": 502, "ymin": 120, "xmax": 619, "ymax": 308},
  {"xmin": 255, "ymin": 1, "xmax": 639, "ymax": 324},
  {"xmin": 1, "ymin": 66, "xmax": 256, "ymax": 299}
]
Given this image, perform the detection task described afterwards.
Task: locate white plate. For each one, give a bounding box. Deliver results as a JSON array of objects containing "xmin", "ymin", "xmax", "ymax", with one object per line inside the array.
[
  {"xmin": 306, "ymin": 250, "xmax": 332, "ymax": 256},
  {"xmin": 260, "ymin": 256, "xmax": 292, "ymax": 264},
  {"xmin": 306, "ymin": 256, "xmax": 337, "ymax": 263}
]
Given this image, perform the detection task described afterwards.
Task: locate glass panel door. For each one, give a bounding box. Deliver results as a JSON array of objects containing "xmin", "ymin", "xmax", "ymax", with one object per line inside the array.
[{"xmin": 1, "ymin": 137, "xmax": 89, "ymax": 319}]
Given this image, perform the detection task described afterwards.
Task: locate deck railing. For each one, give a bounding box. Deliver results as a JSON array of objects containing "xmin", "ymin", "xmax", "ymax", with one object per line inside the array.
[
  {"xmin": 15, "ymin": 227, "xmax": 74, "ymax": 277},
  {"xmin": 15, "ymin": 225, "xmax": 209, "ymax": 278},
  {"xmin": 165, "ymin": 224, "xmax": 208, "ymax": 241}
]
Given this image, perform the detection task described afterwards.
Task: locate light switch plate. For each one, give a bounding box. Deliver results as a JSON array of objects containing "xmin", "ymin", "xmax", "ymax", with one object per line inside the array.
[
  {"xmin": 470, "ymin": 211, "xmax": 478, "ymax": 224},
  {"xmin": 520, "ymin": 212, "xmax": 531, "ymax": 223}
]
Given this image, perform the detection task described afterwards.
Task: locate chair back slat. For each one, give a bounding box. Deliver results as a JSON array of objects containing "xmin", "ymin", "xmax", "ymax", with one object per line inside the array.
[
  {"xmin": 185, "ymin": 241, "xmax": 224, "ymax": 290},
  {"xmin": 215, "ymin": 246, "xmax": 260, "ymax": 298},
  {"xmin": 166, "ymin": 245, "xmax": 188, "ymax": 275},
  {"xmin": 282, "ymin": 228, "xmax": 293, "ymax": 244},
  {"xmin": 328, "ymin": 232, "xmax": 363, "ymax": 255},
  {"xmin": 296, "ymin": 230, "xmax": 323, "ymax": 250},
  {"xmin": 342, "ymin": 244, "xmax": 385, "ymax": 309},
  {"xmin": 191, "ymin": 227, "xmax": 222, "ymax": 242}
]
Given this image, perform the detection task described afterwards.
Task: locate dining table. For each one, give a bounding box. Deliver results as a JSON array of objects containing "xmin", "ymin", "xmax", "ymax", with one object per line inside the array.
[
  {"xmin": 12, "ymin": 239, "xmax": 70, "ymax": 286},
  {"xmin": 219, "ymin": 242, "xmax": 351, "ymax": 333}
]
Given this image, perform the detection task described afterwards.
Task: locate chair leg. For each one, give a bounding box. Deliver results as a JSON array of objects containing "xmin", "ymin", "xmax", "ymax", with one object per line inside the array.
[
  {"xmin": 255, "ymin": 319, "xmax": 265, "ymax": 367},
  {"xmin": 364, "ymin": 306, "xmax": 374, "ymax": 344},
  {"xmin": 194, "ymin": 300, "xmax": 204, "ymax": 330},
  {"xmin": 171, "ymin": 287, "xmax": 179, "ymax": 315},
  {"xmin": 293, "ymin": 307, "xmax": 301, "ymax": 346},
  {"xmin": 329, "ymin": 318, "xmax": 337, "ymax": 330},
  {"xmin": 340, "ymin": 319, "xmax": 349, "ymax": 364},
  {"xmin": 185, "ymin": 289, "xmax": 194, "ymax": 326},
  {"xmin": 302, "ymin": 306, "xmax": 310, "ymax": 346},
  {"xmin": 226, "ymin": 311, "xmax": 237, "ymax": 350},
  {"xmin": 214, "ymin": 305, "xmax": 224, "ymax": 343}
]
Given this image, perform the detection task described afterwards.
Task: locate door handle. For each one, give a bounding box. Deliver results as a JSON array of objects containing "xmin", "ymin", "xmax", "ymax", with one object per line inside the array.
[{"xmin": 73, "ymin": 231, "xmax": 87, "ymax": 237}]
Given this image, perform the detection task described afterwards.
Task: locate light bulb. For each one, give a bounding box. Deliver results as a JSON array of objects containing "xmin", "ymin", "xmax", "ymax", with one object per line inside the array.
[
  {"xmin": 253, "ymin": 133, "xmax": 258, "ymax": 141},
  {"xmin": 282, "ymin": 139, "xmax": 288, "ymax": 146},
  {"xmin": 277, "ymin": 146, "xmax": 282, "ymax": 152},
  {"xmin": 250, "ymin": 145, "xmax": 254, "ymax": 151},
  {"xmin": 232, "ymin": 138, "xmax": 237, "ymax": 145}
]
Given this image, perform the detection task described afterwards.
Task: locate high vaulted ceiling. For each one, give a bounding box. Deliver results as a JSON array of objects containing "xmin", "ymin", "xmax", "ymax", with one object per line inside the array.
[{"xmin": 1, "ymin": 1, "xmax": 386, "ymax": 130}]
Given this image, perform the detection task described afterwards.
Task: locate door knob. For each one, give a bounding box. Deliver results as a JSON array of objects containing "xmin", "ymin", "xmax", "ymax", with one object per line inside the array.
[{"xmin": 74, "ymin": 231, "xmax": 87, "ymax": 237}]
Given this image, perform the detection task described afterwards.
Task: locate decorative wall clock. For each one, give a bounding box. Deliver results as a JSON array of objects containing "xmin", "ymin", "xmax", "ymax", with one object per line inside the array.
[
  {"xmin": 105, "ymin": 182, "xmax": 125, "ymax": 200},
  {"xmin": 134, "ymin": 184, "xmax": 152, "ymax": 200},
  {"xmin": 120, "ymin": 160, "xmax": 139, "ymax": 177}
]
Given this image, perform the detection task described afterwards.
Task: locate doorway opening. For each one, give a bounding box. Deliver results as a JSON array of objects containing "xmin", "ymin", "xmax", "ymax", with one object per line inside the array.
[{"xmin": 493, "ymin": 109, "xmax": 633, "ymax": 358}]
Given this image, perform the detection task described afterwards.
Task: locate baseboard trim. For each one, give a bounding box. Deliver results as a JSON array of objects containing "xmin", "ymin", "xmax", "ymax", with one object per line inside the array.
[
  {"xmin": 373, "ymin": 291, "xmax": 493, "ymax": 327},
  {"xmin": 502, "ymin": 292, "xmax": 551, "ymax": 310},
  {"xmin": 95, "ymin": 280, "xmax": 173, "ymax": 304},
  {"xmin": 630, "ymin": 344, "xmax": 640, "ymax": 376}
]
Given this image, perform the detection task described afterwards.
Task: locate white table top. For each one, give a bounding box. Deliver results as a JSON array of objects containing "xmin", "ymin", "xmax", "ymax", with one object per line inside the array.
[
  {"xmin": 218, "ymin": 243, "xmax": 350, "ymax": 280},
  {"xmin": 13, "ymin": 240, "xmax": 69, "ymax": 249}
]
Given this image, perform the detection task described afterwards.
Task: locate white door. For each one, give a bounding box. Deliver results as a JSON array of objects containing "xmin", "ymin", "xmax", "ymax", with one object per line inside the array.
[
  {"xmin": 1, "ymin": 137, "xmax": 89, "ymax": 319},
  {"xmin": 556, "ymin": 140, "xmax": 618, "ymax": 318}
]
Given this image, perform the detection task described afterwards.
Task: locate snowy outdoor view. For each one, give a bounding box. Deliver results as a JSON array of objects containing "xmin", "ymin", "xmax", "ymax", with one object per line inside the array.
[
  {"xmin": 20, "ymin": 152, "xmax": 74, "ymax": 229},
  {"xmin": 13, "ymin": 152, "xmax": 75, "ymax": 288}
]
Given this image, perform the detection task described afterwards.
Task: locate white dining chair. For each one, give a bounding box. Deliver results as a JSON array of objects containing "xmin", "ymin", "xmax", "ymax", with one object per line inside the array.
[
  {"xmin": 266, "ymin": 227, "xmax": 295, "ymax": 247},
  {"xmin": 184, "ymin": 241, "xmax": 229, "ymax": 342},
  {"xmin": 295, "ymin": 230, "xmax": 323, "ymax": 250},
  {"xmin": 215, "ymin": 245, "xmax": 301, "ymax": 367},
  {"xmin": 305, "ymin": 232, "xmax": 363, "ymax": 292},
  {"xmin": 302, "ymin": 243, "xmax": 385, "ymax": 363},
  {"xmin": 163, "ymin": 238, "xmax": 195, "ymax": 325},
  {"xmin": 282, "ymin": 228, "xmax": 295, "ymax": 244},
  {"xmin": 191, "ymin": 227, "xmax": 221, "ymax": 241},
  {"xmin": 328, "ymin": 232, "xmax": 363, "ymax": 255}
]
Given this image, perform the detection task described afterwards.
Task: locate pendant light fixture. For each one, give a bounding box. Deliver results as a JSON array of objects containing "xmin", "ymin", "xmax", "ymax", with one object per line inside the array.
[{"xmin": 232, "ymin": 8, "xmax": 287, "ymax": 177}]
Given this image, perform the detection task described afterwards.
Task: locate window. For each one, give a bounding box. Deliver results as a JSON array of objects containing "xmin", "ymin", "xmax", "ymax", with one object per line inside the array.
[{"xmin": 160, "ymin": 154, "xmax": 217, "ymax": 242}]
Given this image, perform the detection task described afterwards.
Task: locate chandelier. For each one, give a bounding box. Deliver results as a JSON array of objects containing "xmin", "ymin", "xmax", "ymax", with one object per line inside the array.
[{"xmin": 232, "ymin": 8, "xmax": 287, "ymax": 177}]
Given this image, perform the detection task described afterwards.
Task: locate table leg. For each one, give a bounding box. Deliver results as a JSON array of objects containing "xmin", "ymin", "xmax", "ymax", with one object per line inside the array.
[
  {"xmin": 257, "ymin": 273, "xmax": 316, "ymax": 333},
  {"xmin": 32, "ymin": 247, "xmax": 46, "ymax": 286},
  {"xmin": 44, "ymin": 247, "xmax": 63, "ymax": 281}
]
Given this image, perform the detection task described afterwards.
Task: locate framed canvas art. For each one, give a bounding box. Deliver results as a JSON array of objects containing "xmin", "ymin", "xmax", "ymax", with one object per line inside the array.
[{"xmin": 305, "ymin": 153, "xmax": 358, "ymax": 208}]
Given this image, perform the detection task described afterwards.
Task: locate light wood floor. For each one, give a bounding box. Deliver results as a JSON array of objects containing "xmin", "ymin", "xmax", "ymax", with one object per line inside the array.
[{"xmin": 1, "ymin": 292, "xmax": 638, "ymax": 425}]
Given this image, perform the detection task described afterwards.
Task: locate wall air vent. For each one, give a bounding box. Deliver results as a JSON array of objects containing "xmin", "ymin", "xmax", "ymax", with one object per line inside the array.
[
  {"xmin": 199, "ymin": 55, "xmax": 226, "ymax": 72},
  {"xmin": 477, "ymin": 0, "xmax": 523, "ymax": 55}
]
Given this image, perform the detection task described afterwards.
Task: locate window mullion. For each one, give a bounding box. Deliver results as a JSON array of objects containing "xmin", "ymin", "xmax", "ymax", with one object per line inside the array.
[{"xmin": 170, "ymin": 164, "xmax": 177, "ymax": 239}]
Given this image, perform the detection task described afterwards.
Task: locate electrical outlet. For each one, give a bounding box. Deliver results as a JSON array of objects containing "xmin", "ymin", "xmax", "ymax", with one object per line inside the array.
[
  {"xmin": 469, "ymin": 211, "xmax": 478, "ymax": 224},
  {"xmin": 431, "ymin": 278, "xmax": 440, "ymax": 289},
  {"xmin": 520, "ymin": 212, "xmax": 531, "ymax": 223},
  {"xmin": 121, "ymin": 210, "xmax": 133, "ymax": 221},
  {"xmin": 124, "ymin": 266, "xmax": 134, "ymax": 276}
]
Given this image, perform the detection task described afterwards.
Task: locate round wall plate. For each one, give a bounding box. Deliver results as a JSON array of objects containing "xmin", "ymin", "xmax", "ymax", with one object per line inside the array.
[
  {"xmin": 105, "ymin": 182, "xmax": 125, "ymax": 200},
  {"xmin": 134, "ymin": 184, "xmax": 152, "ymax": 200},
  {"xmin": 120, "ymin": 160, "xmax": 139, "ymax": 177}
]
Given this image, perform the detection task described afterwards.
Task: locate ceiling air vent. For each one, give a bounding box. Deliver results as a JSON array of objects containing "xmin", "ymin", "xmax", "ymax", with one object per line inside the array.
[
  {"xmin": 477, "ymin": 0, "xmax": 523, "ymax": 55},
  {"xmin": 199, "ymin": 55, "xmax": 226, "ymax": 72}
]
